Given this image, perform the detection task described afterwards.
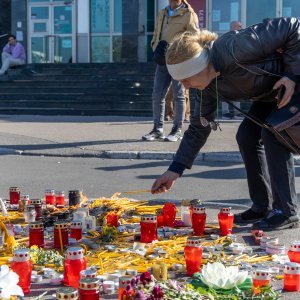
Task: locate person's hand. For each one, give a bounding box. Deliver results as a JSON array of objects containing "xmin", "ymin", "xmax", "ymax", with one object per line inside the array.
[
  {"xmin": 151, "ymin": 170, "xmax": 180, "ymax": 194},
  {"xmin": 273, "ymin": 76, "xmax": 295, "ymax": 109}
]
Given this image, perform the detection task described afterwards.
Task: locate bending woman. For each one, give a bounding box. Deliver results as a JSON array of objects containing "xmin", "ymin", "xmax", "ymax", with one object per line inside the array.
[{"xmin": 151, "ymin": 17, "xmax": 300, "ymax": 231}]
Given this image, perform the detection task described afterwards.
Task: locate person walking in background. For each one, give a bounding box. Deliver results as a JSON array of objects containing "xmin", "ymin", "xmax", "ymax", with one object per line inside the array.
[
  {"xmin": 165, "ymin": 84, "xmax": 191, "ymax": 122},
  {"xmin": 142, "ymin": 0, "xmax": 199, "ymax": 142},
  {"xmin": 221, "ymin": 21, "xmax": 244, "ymax": 120},
  {"xmin": 0, "ymin": 35, "xmax": 25, "ymax": 75}
]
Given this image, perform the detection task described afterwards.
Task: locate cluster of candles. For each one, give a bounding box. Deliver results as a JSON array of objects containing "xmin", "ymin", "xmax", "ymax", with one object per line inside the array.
[{"xmin": 9, "ymin": 187, "xmax": 82, "ymax": 209}]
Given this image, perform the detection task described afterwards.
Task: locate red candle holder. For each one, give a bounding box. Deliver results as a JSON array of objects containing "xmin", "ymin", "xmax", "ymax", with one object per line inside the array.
[
  {"xmin": 29, "ymin": 221, "xmax": 44, "ymax": 248},
  {"xmin": 55, "ymin": 191, "xmax": 65, "ymax": 207},
  {"xmin": 30, "ymin": 199, "xmax": 43, "ymax": 221},
  {"xmin": 184, "ymin": 236, "xmax": 203, "ymax": 276},
  {"xmin": 19, "ymin": 195, "xmax": 30, "ymax": 212},
  {"xmin": 11, "ymin": 249, "xmax": 32, "ymax": 295},
  {"xmin": 284, "ymin": 262, "xmax": 300, "ymax": 292},
  {"xmin": 288, "ymin": 241, "xmax": 300, "ymax": 263},
  {"xmin": 162, "ymin": 203, "xmax": 176, "ymax": 227},
  {"xmin": 56, "ymin": 287, "xmax": 78, "ymax": 300},
  {"xmin": 252, "ymin": 269, "xmax": 270, "ymax": 288},
  {"xmin": 70, "ymin": 221, "xmax": 83, "ymax": 241},
  {"xmin": 79, "ymin": 278, "xmax": 100, "ymax": 300},
  {"xmin": 63, "ymin": 247, "xmax": 87, "ymax": 288},
  {"xmin": 191, "ymin": 205, "xmax": 206, "ymax": 236},
  {"xmin": 45, "ymin": 189, "xmax": 55, "ymax": 205},
  {"xmin": 106, "ymin": 213, "xmax": 118, "ymax": 227},
  {"xmin": 140, "ymin": 214, "xmax": 157, "ymax": 243},
  {"xmin": 80, "ymin": 268, "xmax": 97, "ymax": 279},
  {"xmin": 118, "ymin": 275, "xmax": 133, "ymax": 300},
  {"xmin": 218, "ymin": 207, "xmax": 234, "ymax": 236},
  {"xmin": 54, "ymin": 221, "xmax": 69, "ymax": 250},
  {"xmin": 9, "ymin": 187, "xmax": 20, "ymax": 205}
]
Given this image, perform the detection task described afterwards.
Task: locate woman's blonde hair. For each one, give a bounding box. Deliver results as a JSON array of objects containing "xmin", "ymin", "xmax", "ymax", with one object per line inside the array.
[{"xmin": 166, "ymin": 30, "xmax": 218, "ymax": 65}]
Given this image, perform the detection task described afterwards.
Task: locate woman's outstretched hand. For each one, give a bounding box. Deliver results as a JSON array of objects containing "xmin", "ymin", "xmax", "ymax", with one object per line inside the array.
[
  {"xmin": 151, "ymin": 170, "xmax": 180, "ymax": 194},
  {"xmin": 273, "ymin": 76, "xmax": 295, "ymax": 109}
]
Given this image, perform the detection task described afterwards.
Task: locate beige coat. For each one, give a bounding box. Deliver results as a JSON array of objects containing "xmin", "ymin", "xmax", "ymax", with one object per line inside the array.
[{"xmin": 151, "ymin": 1, "xmax": 199, "ymax": 51}]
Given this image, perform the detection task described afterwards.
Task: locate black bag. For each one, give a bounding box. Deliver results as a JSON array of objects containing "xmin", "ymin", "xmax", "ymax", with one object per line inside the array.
[
  {"xmin": 153, "ymin": 40, "xmax": 169, "ymax": 65},
  {"xmin": 153, "ymin": 14, "xmax": 169, "ymax": 65}
]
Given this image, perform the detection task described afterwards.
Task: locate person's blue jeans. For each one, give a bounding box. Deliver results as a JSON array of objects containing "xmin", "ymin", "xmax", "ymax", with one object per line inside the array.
[{"xmin": 152, "ymin": 65, "xmax": 186, "ymax": 129}]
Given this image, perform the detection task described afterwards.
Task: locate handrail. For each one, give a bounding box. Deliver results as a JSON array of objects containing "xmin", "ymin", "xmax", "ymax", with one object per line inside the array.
[{"xmin": 0, "ymin": 34, "xmax": 8, "ymax": 39}]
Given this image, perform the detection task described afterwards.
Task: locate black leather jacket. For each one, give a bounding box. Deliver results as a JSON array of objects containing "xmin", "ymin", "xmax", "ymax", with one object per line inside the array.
[{"xmin": 169, "ymin": 17, "xmax": 300, "ymax": 174}]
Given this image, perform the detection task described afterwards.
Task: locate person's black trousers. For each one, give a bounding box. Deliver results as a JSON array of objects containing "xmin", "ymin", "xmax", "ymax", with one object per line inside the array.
[{"xmin": 236, "ymin": 101, "xmax": 298, "ymax": 217}]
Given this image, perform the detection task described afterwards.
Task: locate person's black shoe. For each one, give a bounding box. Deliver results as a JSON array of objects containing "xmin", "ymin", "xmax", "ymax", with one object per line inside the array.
[
  {"xmin": 252, "ymin": 212, "xmax": 300, "ymax": 231},
  {"xmin": 234, "ymin": 209, "xmax": 268, "ymax": 224}
]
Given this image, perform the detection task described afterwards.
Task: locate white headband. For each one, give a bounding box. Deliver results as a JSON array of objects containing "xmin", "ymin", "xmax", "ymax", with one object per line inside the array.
[{"xmin": 166, "ymin": 50, "xmax": 209, "ymax": 81}]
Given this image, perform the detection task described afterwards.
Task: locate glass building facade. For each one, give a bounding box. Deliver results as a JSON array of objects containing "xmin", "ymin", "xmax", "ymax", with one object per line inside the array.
[{"xmin": 1, "ymin": 0, "xmax": 299, "ymax": 64}]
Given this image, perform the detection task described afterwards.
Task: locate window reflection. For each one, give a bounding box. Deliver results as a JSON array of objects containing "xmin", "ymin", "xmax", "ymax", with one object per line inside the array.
[{"xmin": 246, "ymin": 0, "xmax": 276, "ymax": 26}]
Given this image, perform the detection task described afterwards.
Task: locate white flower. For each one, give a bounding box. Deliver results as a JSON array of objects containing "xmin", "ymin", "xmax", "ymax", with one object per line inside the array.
[
  {"xmin": 0, "ymin": 265, "xmax": 24, "ymax": 299},
  {"xmin": 200, "ymin": 262, "xmax": 248, "ymax": 290}
]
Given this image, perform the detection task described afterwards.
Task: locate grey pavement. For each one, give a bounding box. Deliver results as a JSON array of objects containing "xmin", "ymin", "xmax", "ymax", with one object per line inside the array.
[{"xmin": 0, "ymin": 114, "xmax": 298, "ymax": 164}]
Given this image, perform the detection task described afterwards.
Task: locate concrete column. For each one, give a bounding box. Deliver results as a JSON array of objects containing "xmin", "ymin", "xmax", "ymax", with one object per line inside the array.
[
  {"xmin": 77, "ymin": 0, "xmax": 89, "ymax": 62},
  {"xmin": 0, "ymin": 0, "xmax": 11, "ymax": 53}
]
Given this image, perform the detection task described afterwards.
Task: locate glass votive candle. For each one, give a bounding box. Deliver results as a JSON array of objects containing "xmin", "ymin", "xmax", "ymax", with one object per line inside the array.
[
  {"xmin": 118, "ymin": 276, "xmax": 133, "ymax": 300},
  {"xmin": 252, "ymin": 269, "xmax": 270, "ymax": 288},
  {"xmin": 140, "ymin": 214, "xmax": 157, "ymax": 243},
  {"xmin": 55, "ymin": 191, "xmax": 65, "ymax": 207},
  {"xmin": 56, "ymin": 287, "xmax": 78, "ymax": 300},
  {"xmin": 266, "ymin": 241, "xmax": 285, "ymax": 255},
  {"xmin": 284, "ymin": 262, "xmax": 300, "ymax": 292},
  {"xmin": 11, "ymin": 249, "xmax": 32, "ymax": 295},
  {"xmin": 181, "ymin": 200, "xmax": 192, "ymax": 226},
  {"xmin": 70, "ymin": 221, "xmax": 82, "ymax": 241},
  {"xmin": 162, "ymin": 203, "xmax": 176, "ymax": 227},
  {"xmin": 218, "ymin": 207, "xmax": 234, "ymax": 236},
  {"xmin": 80, "ymin": 268, "xmax": 97, "ymax": 279},
  {"xmin": 24, "ymin": 205, "xmax": 36, "ymax": 223},
  {"xmin": 79, "ymin": 278, "xmax": 100, "ymax": 300},
  {"xmin": 152, "ymin": 262, "xmax": 168, "ymax": 281},
  {"xmin": 54, "ymin": 221, "xmax": 69, "ymax": 250},
  {"xmin": 19, "ymin": 195, "xmax": 30, "ymax": 212},
  {"xmin": 106, "ymin": 212, "xmax": 118, "ymax": 227},
  {"xmin": 63, "ymin": 247, "xmax": 87, "ymax": 288},
  {"xmin": 45, "ymin": 189, "xmax": 55, "ymax": 205},
  {"xmin": 184, "ymin": 236, "xmax": 203, "ymax": 276},
  {"xmin": 9, "ymin": 187, "xmax": 20, "ymax": 205},
  {"xmin": 30, "ymin": 199, "xmax": 43, "ymax": 221},
  {"xmin": 69, "ymin": 190, "xmax": 81, "ymax": 206},
  {"xmin": 29, "ymin": 221, "xmax": 44, "ymax": 248},
  {"xmin": 288, "ymin": 241, "xmax": 300, "ymax": 263},
  {"xmin": 191, "ymin": 205, "xmax": 206, "ymax": 236}
]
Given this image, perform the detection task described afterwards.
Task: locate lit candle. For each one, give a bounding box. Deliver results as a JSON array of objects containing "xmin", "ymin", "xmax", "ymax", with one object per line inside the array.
[
  {"xmin": 63, "ymin": 247, "xmax": 87, "ymax": 288},
  {"xmin": 288, "ymin": 241, "xmax": 300, "ymax": 263},
  {"xmin": 29, "ymin": 221, "xmax": 44, "ymax": 248},
  {"xmin": 184, "ymin": 236, "xmax": 203, "ymax": 276},
  {"xmin": 55, "ymin": 191, "xmax": 65, "ymax": 207},
  {"xmin": 252, "ymin": 269, "xmax": 270, "ymax": 288},
  {"xmin": 284, "ymin": 262, "xmax": 300, "ymax": 292},
  {"xmin": 54, "ymin": 221, "xmax": 69, "ymax": 250},
  {"xmin": 56, "ymin": 287, "xmax": 78, "ymax": 300},
  {"xmin": 80, "ymin": 268, "xmax": 97, "ymax": 279},
  {"xmin": 9, "ymin": 187, "xmax": 20, "ymax": 205},
  {"xmin": 191, "ymin": 205, "xmax": 206, "ymax": 236},
  {"xmin": 11, "ymin": 249, "xmax": 32, "ymax": 295},
  {"xmin": 218, "ymin": 207, "xmax": 234, "ymax": 236},
  {"xmin": 19, "ymin": 195, "xmax": 30, "ymax": 212},
  {"xmin": 79, "ymin": 278, "xmax": 100, "ymax": 300},
  {"xmin": 162, "ymin": 203, "xmax": 176, "ymax": 227},
  {"xmin": 70, "ymin": 221, "xmax": 83, "ymax": 241},
  {"xmin": 140, "ymin": 214, "xmax": 157, "ymax": 243},
  {"xmin": 45, "ymin": 189, "xmax": 55, "ymax": 205}
]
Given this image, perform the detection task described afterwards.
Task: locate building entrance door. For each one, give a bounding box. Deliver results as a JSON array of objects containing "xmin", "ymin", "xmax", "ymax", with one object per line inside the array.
[{"xmin": 28, "ymin": 1, "xmax": 75, "ymax": 63}]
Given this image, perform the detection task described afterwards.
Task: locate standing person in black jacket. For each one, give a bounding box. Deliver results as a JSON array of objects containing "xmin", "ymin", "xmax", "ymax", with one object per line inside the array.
[{"xmin": 151, "ymin": 18, "xmax": 300, "ymax": 231}]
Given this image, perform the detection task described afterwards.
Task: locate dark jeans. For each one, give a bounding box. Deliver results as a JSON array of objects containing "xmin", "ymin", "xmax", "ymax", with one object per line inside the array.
[{"xmin": 236, "ymin": 101, "xmax": 298, "ymax": 217}]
